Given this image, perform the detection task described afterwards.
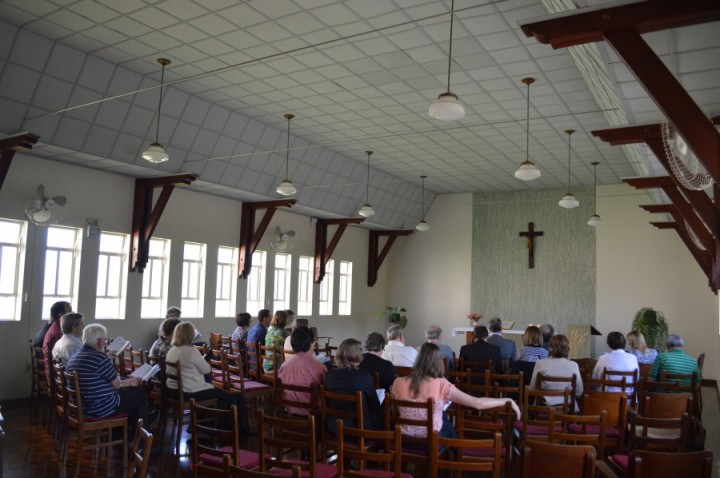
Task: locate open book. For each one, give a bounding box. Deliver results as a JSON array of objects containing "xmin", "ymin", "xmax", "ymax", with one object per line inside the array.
[
  {"xmin": 129, "ymin": 363, "xmax": 161, "ymax": 382},
  {"xmin": 107, "ymin": 336, "xmax": 130, "ymax": 354}
]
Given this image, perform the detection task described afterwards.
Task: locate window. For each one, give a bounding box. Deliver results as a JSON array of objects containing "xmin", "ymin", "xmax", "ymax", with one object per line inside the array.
[
  {"xmin": 273, "ymin": 253, "xmax": 292, "ymax": 312},
  {"xmin": 338, "ymin": 260, "xmax": 352, "ymax": 315},
  {"xmin": 42, "ymin": 225, "xmax": 82, "ymax": 320},
  {"xmin": 215, "ymin": 246, "xmax": 238, "ymax": 317},
  {"xmin": 318, "ymin": 259, "xmax": 334, "ymax": 316},
  {"xmin": 246, "ymin": 250, "xmax": 266, "ymax": 315},
  {"xmin": 297, "ymin": 256, "xmax": 313, "ymax": 316},
  {"xmin": 95, "ymin": 232, "xmax": 128, "ymax": 319},
  {"xmin": 141, "ymin": 237, "xmax": 171, "ymax": 319},
  {"xmin": 182, "ymin": 242, "xmax": 206, "ymax": 318},
  {"xmin": 0, "ymin": 219, "xmax": 27, "ymax": 321}
]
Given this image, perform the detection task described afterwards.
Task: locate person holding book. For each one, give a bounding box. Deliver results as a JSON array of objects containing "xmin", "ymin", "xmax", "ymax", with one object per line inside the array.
[
  {"xmin": 52, "ymin": 312, "xmax": 85, "ymax": 365},
  {"xmin": 66, "ymin": 323, "xmax": 148, "ymax": 436},
  {"xmin": 149, "ymin": 317, "xmax": 181, "ymax": 358}
]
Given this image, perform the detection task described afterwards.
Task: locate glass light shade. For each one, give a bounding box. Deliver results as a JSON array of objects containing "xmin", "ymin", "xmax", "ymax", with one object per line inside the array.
[
  {"xmin": 558, "ymin": 193, "xmax": 580, "ymax": 209},
  {"xmin": 428, "ymin": 92, "xmax": 465, "ymax": 121},
  {"xmin": 416, "ymin": 220, "xmax": 430, "ymax": 232},
  {"xmin": 358, "ymin": 204, "xmax": 375, "ymax": 218},
  {"xmin": 587, "ymin": 214, "xmax": 603, "ymax": 227},
  {"xmin": 142, "ymin": 143, "xmax": 169, "ymax": 163},
  {"xmin": 514, "ymin": 160, "xmax": 541, "ymax": 181},
  {"xmin": 276, "ymin": 179, "xmax": 296, "ymax": 196}
]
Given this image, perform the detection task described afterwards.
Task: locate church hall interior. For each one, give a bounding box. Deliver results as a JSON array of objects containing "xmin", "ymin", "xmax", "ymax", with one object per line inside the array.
[{"xmin": 0, "ymin": 0, "xmax": 718, "ymax": 405}]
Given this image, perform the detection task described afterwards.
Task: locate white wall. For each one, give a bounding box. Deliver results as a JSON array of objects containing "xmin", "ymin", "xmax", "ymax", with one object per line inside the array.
[
  {"xmin": 0, "ymin": 155, "xmax": 387, "ymax": 400},
  {"xmin": 595, "ymin": 184, "xmax": 718, "ymax": 380}
]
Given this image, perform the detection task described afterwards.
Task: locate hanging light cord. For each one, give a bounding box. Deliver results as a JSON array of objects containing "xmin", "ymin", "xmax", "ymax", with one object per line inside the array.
[
  {"xmin": 566, "ymin": 130, "xmax": 574, "ymax": 192},
  {"xmin": 445, "ymin": 0, "xmax": 455, "ymax": 93},
  {"xmin": 286, "ymin": 115, "xmax": 291, "ymax": 179},
  {"xmin": 155, "ymin": 61, "xmax": 167, "ymax": 144},
  {"xmin": 365, "ymin": 151, "xmax": 372, "ymax": 203},
  {"xmin": 593, "ymin": 163, "xmax": 598, "ymax": 213},
  {"xmin": 525, "ymin": 81, "xmax": 530, "ymax": 162},
  {"xmin": 421, "ymin": 175, "xmax": 426, "ymax": 220}
]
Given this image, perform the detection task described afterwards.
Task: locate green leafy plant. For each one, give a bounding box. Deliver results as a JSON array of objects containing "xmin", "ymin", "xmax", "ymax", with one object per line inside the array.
[
  {"xmin": 631, "ymin": 307, "xmax": 669, "ymax": 351},
  {"xmin": 377, "ymin": 306, "xmax": 408, "ymax": 329}
]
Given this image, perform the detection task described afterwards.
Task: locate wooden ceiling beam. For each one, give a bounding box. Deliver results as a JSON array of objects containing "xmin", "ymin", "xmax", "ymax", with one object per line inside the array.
[
  {"xmin": 367, "ymin": 230, "xmax": 414, "ymax": 287},
  {"xmin": 238, "ymin": 199, "xmax": 296, "ymax": 279},
  {"xmin": 314, "ymin": 218, "xmax": 365, "ymax": 284},
  {"xmin": 130, "ymin": 173, "xmax": 198, "ymax": 272},
  {"xmin": 0, "ymin": 132, "xmax": 39, "ymax": 191}
]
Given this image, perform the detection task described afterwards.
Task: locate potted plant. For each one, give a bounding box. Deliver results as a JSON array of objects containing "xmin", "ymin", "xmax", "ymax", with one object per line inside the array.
[
  {"xmin": 377, "ymin": 306, "xmax": 408, "ymax": 329},
  {"xmin": 631, "ymin": 307, "xmax": 669, "ymax": 351}
]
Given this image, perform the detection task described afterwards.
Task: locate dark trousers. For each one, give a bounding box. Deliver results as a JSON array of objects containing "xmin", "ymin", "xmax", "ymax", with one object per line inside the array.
[{"xmin": 116, "ymin": 385, "xmax": 148, "ymax": 434}]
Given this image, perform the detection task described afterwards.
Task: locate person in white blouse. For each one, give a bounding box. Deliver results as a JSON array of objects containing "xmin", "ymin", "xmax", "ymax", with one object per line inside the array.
[
  {"xmin": 592, "ymin": 331, "xmax": 639, "ymax": 394},
  {"xmin": 381, "ymin": 325, "xmax": 418, "ymax": 367}
]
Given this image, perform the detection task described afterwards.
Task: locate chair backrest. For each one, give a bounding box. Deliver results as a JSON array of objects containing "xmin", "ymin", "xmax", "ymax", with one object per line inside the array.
[
  {"xmin": 244, "ymin": 341, "xmax": 261, "ymax": 378},
  {"xmin": 163, "ymin": 360, "xmax": 185, "ymax": 405},
  {"xmin": 636, "ymin": 379, "xmax": 681, "ymax": 411},
  {"xmin": 279, "ymin": 380, "xmax": 319, "ymax": 417},
  {"xmin": 638, "ymin": 363, "xmax": 653, "ymax": 380},
  {"xmin": 120, "ymin": 347, "xmax": 135, "ymax": 377},
  {"xmin": 582, "ymin": 390, "xmax": 628, "ymax": 429},
  {"xmin": 511, "ymin": 360, "xmax": 535, "ymax": 386},
  {"xmin": 131, "ymin": 349, "xmax": 145, "ymax": 368},
  {"xmin": 459, "ymin": 358, "xmax": 494, "ymax": 375},
  {"xmin": 435, "ymin": 431, "xmax": 502, "ymax": 478},
  {"xmin": 572, "ymin": 358, "xmax": 598, "ymax": 382},
  {"xmin": 522, "ymin": 440, "xmax": 596, "ymax": 478},
  {"xmin": 320, "ymin": 386, "xmax": 364, "ymax": 432},
  {"xmin": 627, "ymin": 450, "xmax": 713, "ymax": 478},
  {"xmin": 336, "ymin": 421, "xmax": 404, "ymax": 477},
  {"xmin": 189, "ymin": 399, "xmax": 239, "ymax": 476},
  {"xmin": 224, "ymin": 454, "xmax": 302, "ymax": 478},
  {"xmin": 52, "ymin": 359, "xmax": 67, "ymax": 418},
  {"xmin": 259, "ymin": 344, "xmax": 278, "ymax": 384},
  {"xmin": 127, "ymin": 418, "xmax": 153, "ymax": 478},
  {"xmin": 455, "ymin": 400, "xmax": 514, "ymax": 465},
  {"xmin": 641, "ymin": 392, "xmax": 693, "ymax": 419},
  {"xmin": 627, "ymin": 410, "xmax": 691, "ymax": 452},
  {"xmin": 385, "ymin": 394, "xmax": 434, "ymax": 447},
  {"xmin": 394, "ymin": 365, "xmax": 412, "ymax": 377},
  {"xmin": 209, "ymin": 332, "xmax": 222, "ymax": 352},
  {"xmin": 696, "ymin": 353, "xmax": 705, "ymax": 373},
  {"xmin": 548, "ymin": 411, "xmax": 607, "ymax": 459},
  {"xmin": 537, "ymin": 372, "xmax": 577, "ymax": 410},
  {"xmin": 208, "ymin": 348, "xmax": 226, "ymax": 390},
  {"xmin": 518, "ymin": 387, "xmax": 571, "ymax": 443},
  {"xmin": 491, "ymin": 371, "xmax": 524, "ymax": 401},
  {"xmin": 257, "ymin": 408, "xmax": 319, "ymax": 475}
]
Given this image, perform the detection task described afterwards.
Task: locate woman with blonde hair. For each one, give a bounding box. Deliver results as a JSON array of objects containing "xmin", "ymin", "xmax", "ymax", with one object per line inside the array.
[
  {"xmin": 392, "ymin": 343, "xmax": 520, "ymax": 438},
  {"xmin": 263, "ymin": 310, "xmax": 290, "ymax": 371},
  {"xmin": 626, "ymin": 330, "xmax": 658, "ymax": 364},
  {"xmin": 518, "ymin": 325, "xmax": 548, "ymax": 362}
]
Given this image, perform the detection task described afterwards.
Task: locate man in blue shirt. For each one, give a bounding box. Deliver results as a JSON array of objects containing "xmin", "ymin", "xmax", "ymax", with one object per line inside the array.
[{"xmin": 246, "ymin": 308, "xmax": 271, "ymax": 345}]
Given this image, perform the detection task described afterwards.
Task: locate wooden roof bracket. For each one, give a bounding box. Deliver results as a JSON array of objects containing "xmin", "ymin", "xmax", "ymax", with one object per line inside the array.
[
  {"xmin": 238, "ymin": 199, "xmax": 296, "ymax": 279},
  {"xmin": 522, "ymin": 0, "xmax": 720, "ymax": 183},
  {"xmin": 0, "ymin": 132, "xmax": 40, "ymax": 191},
  {"xmin": 314, "ymin": 217, "xmax": 365, "ymax": 284},
  {"xmin": 130, "ymin": 173, "xmax": 198, "ymax": 273},
  {"xmin": 650, "ymin": 221, "xmax": 716, "ymax": 292},
  {"xmin": 367, "ymin": 230, "xmax": 414, "ymax": 287}
]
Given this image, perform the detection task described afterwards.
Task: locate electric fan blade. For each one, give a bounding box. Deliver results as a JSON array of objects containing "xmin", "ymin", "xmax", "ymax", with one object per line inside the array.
[
  {"xmin": 286, "ymin": 230, "xmax": 296, "ymax": 237},
  {"xmin": 275, "ymin": 226, "xmax": 282, "ymax": 237},
  {"xmin": 51, "ymin": 195, "xmax": 67, "ymax": 206},
  {"xmin": 36, "ymin": 184, "xmax": 46, "ymax": 200}
]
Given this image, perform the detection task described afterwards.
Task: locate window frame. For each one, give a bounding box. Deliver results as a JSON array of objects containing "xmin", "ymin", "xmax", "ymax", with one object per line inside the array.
[
  {"xmin": 95, "ymin": 231, "xmax": 129, "ymax": 320},
  {"xmin": 41, "ymin": 225, "xmax": 82, "ymax": 320},
  {"xmin": 0, "ymin": 218, "xmax": 27, "ymax": 321},
  {"xmin": 140, "ymin": 237, "xmax": 171, "ymax": 319},
  {"xmin": 215, "ymin": 245, "xmax": 238, "ymax": 318}
]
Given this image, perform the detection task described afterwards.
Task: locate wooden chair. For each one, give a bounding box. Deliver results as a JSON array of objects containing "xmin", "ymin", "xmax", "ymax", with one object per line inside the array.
[
  {"xmin": 62, "ymin": 370, "xmax": 128, "ymax": 477},
  {"xmin": 548, "ymin": 410, "xmax": 607, "ymax": 460},
  {"xmin": 580, "ymin": 390, "xmax": 628, "ymax": 455},
  {"xmin": 278, "ymin": 380, "xmax": 320, "ymax": 417},
  {"xmin": 537, "ymin": 372, "xmax": 578, "ymax": 411},
  {"xmin": 119, "ymin": 347, "xmax": 135, "ymax": 377},
  {"xmin": 625, "ymin": 450, "xmax": 713, "ymax": 478},
  {"xmin": 320, "ymin": 386, "xmax": 365, "ymax": 461},
  {"xmin": 51, "ymin": 359, "xmax": 67, "ymax": 453},
  {"xmin": 281, "ymin": 347, "xmax": 296, "ymax": 362},
  {"xmin": 131, "ymin": 349, "xmax": 146, "ymax": 370},
  {"xmin": 224, "ymin": 350, "xmax": 273, "ymax": 406},
  {"xmin": 572, "ymin": 358, "xmax": 598, "ymax": 383},
  {"xmin": 434, "ymin": 431, "xmax": 503, "ymax": 478},
  {"xmin": 641, "ymin": 392, "xmax": 693, "ymax": 419},
  {"xmin": 455, "ymin": 401, "xmax": 514, "ymax": 478},
  {"xmin": 660, "ymin": 371, "xmax": 701, "ymax": 417},
  {"xmin": 511, "ymin": 360, "xmax": 536, "ymax": 386},
  {"xmin": 635, "ymin": 379, "xmax": 681, "ymax": 413},
  {"xmin": 223, "ymin": 454, "xmax": 302, "ymax": 478},
  {"xmin": 207, "ymin": 348, "xmax": 227, "ymax": 391},
  {"xmin": 385, "ymin": 395, "xmax": 438, "ymax": 473},
  {"xmin": 29, "ymin": 340, "xmax": 50, "ymax": 419},
  {"xmin": 491, "ymin": 371, "xmax": 524, "ymax": 402},
  {"xmin": 258, "ymin": 344, "xmax": 279, "ymax": 394},
  {"xmin": 44, "ymin": 351, "xmax": 59, "ymax": 433},
  {"xmin": 459, "ymin": 358, "xmax": 495, "ymax": 377},
  {"xmin": 127, "ymin": 419, "xmax": 153, "ymax": 478},
  {"xmin": 394, "ymin": 365, "xmax": 412, "ymax": 377},
  {"xmin": 256, "ymin": 408, "xmax": 337, "ymax": 477},
  {"xmin": 209, "ymin": 332, "xmax": 222, "ymax": 352},
  {"xmin": 189, "ymin": 399, "xmax": 261, "ymax": 477},
  {"xmin": 638, "ymin": 363, "xmax": 653, "ymax": 381},
  {"xmin": 522, "ymin": 440, "xmax": 596, "ymax": 478},
  {"xmin": 514, "ymin": 387, "xmax": 571, "ymax": 446},
  {"xmin": 336, "ymin": 421, "xmax": 410, "ymax": 478},
  {"xmin": 244, "ymin": 341, "xmax": 261, "ymax": 380},
  {"xmin": 163, "ymin": 360, "xmax": 218, "ymax": 454},
  {"xmin": 460, "ymin": 370, "xmax": 494, "ymax": 397}
]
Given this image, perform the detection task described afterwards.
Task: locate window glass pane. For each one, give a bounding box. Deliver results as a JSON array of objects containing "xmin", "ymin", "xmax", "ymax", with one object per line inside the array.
[
  {"xmin": 0, "ymin": 219, "xmax": 26, "ymax": 320},
  {"xmin": 246, "ymin": 250, "xmax": 266, "ymax": 314},
  {"xmin": 141, "ymin": 237, "xmax": 170, "ymax": 318},
  {"xmin": 297, "ymin": 256, "xmax": 313, "ymax": 316},
  {"xmin": 338, "ymin": 261, "xmax": 352, "ymax": 315},
  {"xmin": 181, "ymin": 241, "xmax": 205, "ymax": 318},
  {"xmin": 215, "ymin": 246, "xmax": 237, "ymax": 317},
  {"xmin": 319, "ymin": 259, "xmax": 334, "ymax": 316},
  {"xmin": 273, "ymin": 253, "xmax": 291, "ymax": 312},
  {"xmin": 42, "ymin": 226, "xmax": 81, "ymax": 320}
]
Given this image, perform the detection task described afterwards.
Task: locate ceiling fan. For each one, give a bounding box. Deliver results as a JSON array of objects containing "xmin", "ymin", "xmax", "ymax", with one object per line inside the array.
[
  {"xmin": 25, "ymin": 183, "xmax": 69, "ymax": 225},
  {"xmin": 270, "ymin": 226, "xmax": 296, "ymax": 252}
]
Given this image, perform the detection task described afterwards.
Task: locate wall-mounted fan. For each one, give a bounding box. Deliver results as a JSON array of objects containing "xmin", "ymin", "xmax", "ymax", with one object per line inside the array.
[
  {"xmin": 25, "ymin": 183, "xmax": 69, "ymax": 225},
  {"xmin": 270, "ymin": 226, "xmax": 296, "ymax": 252},
  {"xmin": 661, "ymin": 119, "xmax": 716, "ymax": 190}
]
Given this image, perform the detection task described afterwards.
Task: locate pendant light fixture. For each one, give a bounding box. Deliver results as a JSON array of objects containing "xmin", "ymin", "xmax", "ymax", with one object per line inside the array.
[
  {"xmin": 142, "ymin": 58, "xmax": 171, "ymax": 163},
  {"xmin": 514, "ymin": 77, "xmax": 541, "ymax": 180},
  {"xmin": 428, "ymin": 0, "xmax": 464, "ymax": 121},
  {"xmin": 358, "ymin": 150, "xmax": 375, "ymax": 218},
  {"xmin": 276, "ymin": 113, "xmax": 297, "ymax": 196},
  {"xmin": 416, "ymin": 175, "xmax": 430, "ymax": 232},
  {"xmin": 587, "ymin": 161, "xmax": 603, "ymax": 226},
  {"xmin": 558, "ymin": 129, "xmax": 580, "ymax": 209}
]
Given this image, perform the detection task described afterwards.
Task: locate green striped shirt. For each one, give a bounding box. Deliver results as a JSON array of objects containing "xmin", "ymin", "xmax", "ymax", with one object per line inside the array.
[{"xmin": 650, "ymin": 349, "xmax": 701, "ymax": 385}]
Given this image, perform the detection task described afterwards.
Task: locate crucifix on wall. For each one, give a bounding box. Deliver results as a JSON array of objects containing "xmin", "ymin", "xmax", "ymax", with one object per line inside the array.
[{"xmin": 519, "ymin": 222, "xmax": 544, "ymax": 269}]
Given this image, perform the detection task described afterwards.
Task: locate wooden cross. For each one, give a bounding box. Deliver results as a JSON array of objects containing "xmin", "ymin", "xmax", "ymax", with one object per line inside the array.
[{"xmin": 519, "ymin": 222, "xmax": 544, "ymax": 269}]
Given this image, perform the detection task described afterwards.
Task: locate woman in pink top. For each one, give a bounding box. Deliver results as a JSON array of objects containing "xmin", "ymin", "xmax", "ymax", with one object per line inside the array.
[{"xmin": 392, "ymin": 343, "xmax": 520, "ymax": 438}]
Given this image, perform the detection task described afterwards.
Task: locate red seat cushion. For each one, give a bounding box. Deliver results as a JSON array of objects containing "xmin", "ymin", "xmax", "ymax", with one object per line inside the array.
[
  {"xmin": 611, "ymin": 454, "xmax": 628, "ymax": 471},
  {"xmin": 268, "ymin": 462, "xmax": 337, "ymax": 478},
  {"xmin": 345, "ymin": 471, "xmax": 412, "ymax": 478},
  {"xmin": 199, "ymin": 447, "xmax": 261, "ymax": 469},
  {"xmin": 231, "ymin": 380, "xmax": 271, "ymax": 392},
  {"xmin": 568, "ymin": 424, "xmax": 621, "ymax": 438},
  {"xmin": 463, "ymin": 446, "xmax": 507, "ymax": 458}
]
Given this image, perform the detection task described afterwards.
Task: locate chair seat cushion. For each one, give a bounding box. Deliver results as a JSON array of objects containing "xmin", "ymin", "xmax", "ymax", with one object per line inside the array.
[
  {"xmin": 269, "ymin": 462, "xmax": 337, "ymax": 478},
  {"xmin": 634, "ymin": 426, "xmax": 681, "ymax": 440},
  {"xmin": 463, "ymin": 446, "xmax": 507, "ymax": 458},
  {"xmin": 568, "ymin": 424, "xmax": 621, "ymax": 438},
  {"xmin": 231, "ymin": 380, "xmax": 271, "ymax": 392},
  {"xmin": 610, "ymin": 454, "xmax": 628, "ymax": 471},
  {"xmin": 513, "ymin": 421, "xmax": 556, "ymax": 436},
  {"xmin": 199, "ymin": 447, "xmax": 261, "ymax": 468},
  {"xmin": 85, "ymin": 412, "xmax": 128, "ymax": 422}
]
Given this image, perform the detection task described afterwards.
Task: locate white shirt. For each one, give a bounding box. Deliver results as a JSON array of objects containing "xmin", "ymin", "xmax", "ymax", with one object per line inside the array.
[
  {"xmin": 52, "ymin": 334, "xmax": 83, "ymax": 364},
  {"xmin": 592, "ymin": 349, "xmax": 639, "ymax": 393},
  {"xmin": 382, "ymin": 339, "xmax": 418, "ymax": 367}
]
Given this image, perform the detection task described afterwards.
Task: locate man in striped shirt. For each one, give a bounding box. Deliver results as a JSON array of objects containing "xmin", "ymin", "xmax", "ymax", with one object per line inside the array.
[
  {"xmin": 650, "ymin": 334, "xmax": 701, "ymax": 386},
  {"xmin": 66, "ymin": 323, "xmax": 148, "ymax": 434}
]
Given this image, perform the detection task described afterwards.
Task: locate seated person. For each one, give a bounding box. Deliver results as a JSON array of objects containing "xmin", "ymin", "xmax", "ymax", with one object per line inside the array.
[
  {"xmin": 421, "ymin": 325, "xmax": 455, "ymax": 370},
  {"xmin": 52, "ymin": 312, "xmax": 85, "ymax": 365},
  {"xmin": 324, "ymin": 338, "xmax": 383, "ymax": 434},
  {"xmin": 487, "ymin": 317, "xmax": 517, "ymax": 362},
  {"xmin": 650, "ymin": 334, "xmax": 701, "ymax": 386},
  {"xmin": 283, "ymin": 318, "xmax": 309, "ymax": 357},
  {"xmin": 359, "ymin": 332, "xmax": 396, "ymax": 392},
  {"xmin": 66, "ymin": 323, "xmax": 148, "ymax": 435},
  {"xmin": 278, "ymin": 326, "xmax": 326, "ymax": 416},
  {"xmin": 626, "ymin": 330, "xmax": 658, "ymax": 365},
  {"xmin": 518, "ymin": 325, "xmax": 548, "ymax": 362},
  {"xmin": 459, "ymin": 325, "xmax": 503, "ymax": 374},
  {"xmin": 231, "ymin": 312, "xmax": 251, "ymax": 343},
  {"xmin": 381, "ymin": 325, "xmax": 418, "ymax": 366},
  {"xmin": 283, "ymin": 318, "xmax": 331, "ymax": 367},
  {"xmin": 149, "ymin": 317, "xmax": 180, "ymax": 358},
  {"xmin": 263, "ymin": 310, "xmax": 290, "ymax": 371},
  {"xmin": 530, "ymin": 335, "xmax": 584, "ymax": 409},
  {"xmin": 392, "ymin": 343, "xmax": 520, "ymax": 439},
  {"xmin": 165, "ymin": 322, "xmax": 250, "ymax": 433},
  {"xmin": 592, "ymin": 331, "xmax": 638, "ymax": 393}
]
